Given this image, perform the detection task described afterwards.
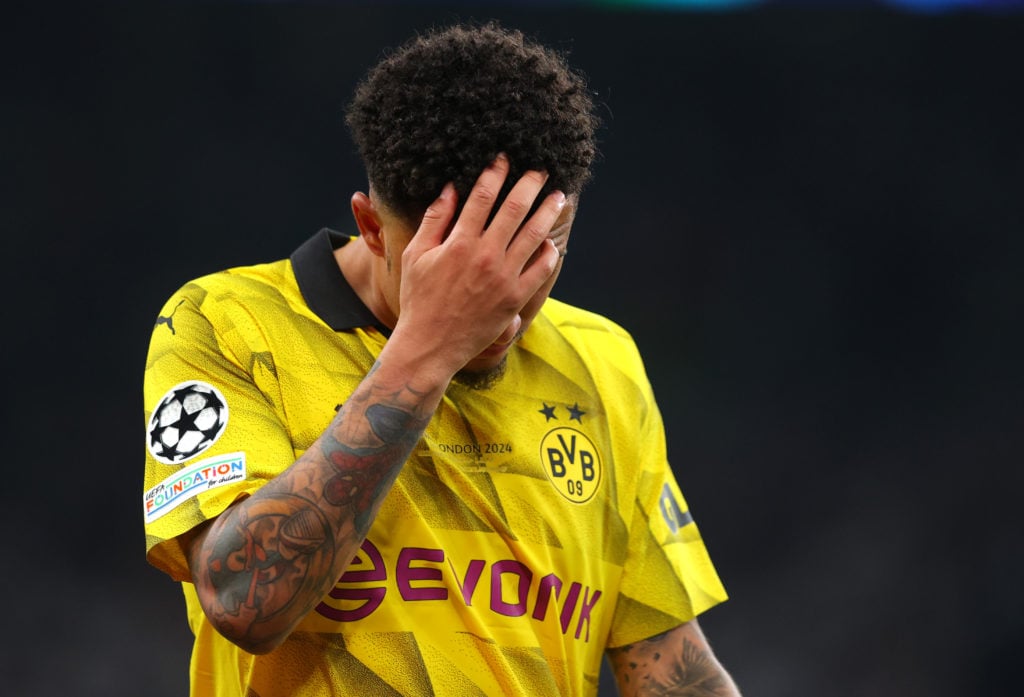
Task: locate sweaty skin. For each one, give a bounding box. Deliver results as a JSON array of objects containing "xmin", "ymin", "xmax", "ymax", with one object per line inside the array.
[{"xmin": 187, "ymin": 155, "xmax": 566, "ymax": 654}]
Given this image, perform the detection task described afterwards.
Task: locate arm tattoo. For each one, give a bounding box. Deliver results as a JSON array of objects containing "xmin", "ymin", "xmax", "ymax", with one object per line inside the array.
[
  {"xmin": 192, "ymin": 362, "xmax": 438, "ymax": 651},
  {"xmin": 647, "ymin": 637, "xmax": 729, "ymax": 695},
  {"xmin": 196, "ymin": 494, "xmax": 335, "ymax": 644},
  {"xmin": 322, "ymin": 402, "xmax": 428, "ymax": 532},
  {"xmin": 609, "ymin": 626, "xmax": 737, "ymax": 696}
]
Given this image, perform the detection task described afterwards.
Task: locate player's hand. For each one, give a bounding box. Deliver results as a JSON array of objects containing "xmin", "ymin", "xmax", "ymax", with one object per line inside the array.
[{"xmin": 388, "ymin": 153, "xmax": 565, "ymax": 384}]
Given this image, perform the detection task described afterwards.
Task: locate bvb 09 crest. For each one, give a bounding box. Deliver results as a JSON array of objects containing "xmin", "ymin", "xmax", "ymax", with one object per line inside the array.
[{"xmin": 540, "ymin": 427, "xmax": 601, "ymax": 503}]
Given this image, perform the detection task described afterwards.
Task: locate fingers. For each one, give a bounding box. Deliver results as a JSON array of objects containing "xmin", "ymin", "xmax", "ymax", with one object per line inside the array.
[
  {"xmin": 409, "ymin": 182, "xmax": 457, "ymax": 252},
  {"xmin": 465, "ymin": 157, "xmax": 565, "ymax": 290},
  {"xmin": 413, "ymin": 154, "xmax": 564, "ymax": 287},
  {"xmin": 517, "ymin": 237, "xmax": 561, "ymax": 294},
  {"xmin": 449, "ymin": 153, "xmax": 551, "ymax": 246},
  {"xmin": 448, "ymin": 154, "xmax": 512, "ymax": 241},
  {"xmin": 486, "ymin": 168, "xmax": 550, "ymax": 249},
  {"xmin": 505, "ymin": 189, "xmax": 566, "ymax": 271}
]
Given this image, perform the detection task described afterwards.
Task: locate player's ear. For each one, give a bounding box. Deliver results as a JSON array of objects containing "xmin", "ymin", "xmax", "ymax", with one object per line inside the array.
[{"xmin": 350, "ymin": 192, "xmax": 385, "ymax": 257}]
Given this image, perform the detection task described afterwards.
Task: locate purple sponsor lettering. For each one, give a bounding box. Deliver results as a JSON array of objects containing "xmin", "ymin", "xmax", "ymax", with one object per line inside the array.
[
  {"xmin": 559, "ymin": 582, "xmax": 582, "ymax": 634},
  {"xmin": 397, "ymin": 547, "xmax": 447, "ymax": 601},
  {"xmin": 315, "ymin": 539, "xmax": 387, "ymax": 621},
  {"xmin": 574, "ymin": 587, "xmax": 602, "ymax": 641},
  {"xmin": 315, "ymin": 540, "xmax": 601, "ymax": 642},
  {"xmin": 490, "ymin": 560, "xmax": 533, "ymax": 617},
  {"xmin": 452, "ymin": 558, "xmax": 486, "ymax": 606},
  {"xmin": 531, "ymin": 573, "xmax": 563, "ymax": 622}
]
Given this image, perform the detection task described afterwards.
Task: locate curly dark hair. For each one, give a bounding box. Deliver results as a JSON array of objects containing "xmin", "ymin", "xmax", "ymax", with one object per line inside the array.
[{"xmin": 346, "ymin": 22, "xmax": 599, "ymax": 223}]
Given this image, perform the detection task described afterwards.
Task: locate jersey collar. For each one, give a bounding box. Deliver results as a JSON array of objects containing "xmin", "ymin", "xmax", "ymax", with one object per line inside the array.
[{"xmin": 291, "ymin": 228, "xmax": 389, "ymax": 334}]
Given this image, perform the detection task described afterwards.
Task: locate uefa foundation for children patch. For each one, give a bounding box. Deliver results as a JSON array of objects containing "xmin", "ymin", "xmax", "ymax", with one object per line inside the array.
[
  {"xmin": 147, "ymin": 380, "xmax": 229, "ymax": 465},
  {"xmin": 144, "ymin": 451, "xmax": 246, "ymax": 522}
]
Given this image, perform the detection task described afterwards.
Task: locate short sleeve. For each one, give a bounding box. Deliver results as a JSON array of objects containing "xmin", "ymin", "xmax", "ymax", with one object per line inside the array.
[
  {"xmin": 607, "ymin": 389, "xmax": 729, "ymax": 648},
  {"xmin": 142, "ymin": 280, "xmax": 296, "ymax": 581}
]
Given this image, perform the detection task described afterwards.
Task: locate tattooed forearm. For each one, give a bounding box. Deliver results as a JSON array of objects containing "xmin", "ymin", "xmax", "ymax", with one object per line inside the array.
[
  {"xmin": 321, "ymin": 400, "xmax": 430, "ymax": 532},
  {"xmin": 190, "ymin": 361, "xmax": 445, "ymax": 653},
  {"xmin": 192, "ymin": 494, "xmax": 335, "ymax": 651},
  {"xmin": 608, "ymin": 622, "xmax": 741, "ymax": 697}
]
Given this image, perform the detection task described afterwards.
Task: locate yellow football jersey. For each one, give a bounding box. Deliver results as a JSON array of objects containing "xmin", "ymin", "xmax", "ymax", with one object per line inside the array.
[{"xmin": 143, "ymin": 229, "xmax": 728, "ymax": 697}]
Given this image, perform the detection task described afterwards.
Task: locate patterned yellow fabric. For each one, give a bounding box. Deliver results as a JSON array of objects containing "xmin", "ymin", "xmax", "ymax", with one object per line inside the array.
[{"xmin": 143, "ymin": 231, "xmax": 727, "ymax": 697}]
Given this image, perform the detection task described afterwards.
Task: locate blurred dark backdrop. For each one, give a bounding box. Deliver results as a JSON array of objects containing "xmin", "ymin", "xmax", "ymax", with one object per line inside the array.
[{"xmin": 3, "ymin": 2, "xmax": 1021, "ymax": 695}]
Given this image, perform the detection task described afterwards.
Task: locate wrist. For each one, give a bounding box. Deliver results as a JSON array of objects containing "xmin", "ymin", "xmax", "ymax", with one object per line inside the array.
[{"xmin": 375, "ymin": 328, "xmax": 459, "ymax": 395}]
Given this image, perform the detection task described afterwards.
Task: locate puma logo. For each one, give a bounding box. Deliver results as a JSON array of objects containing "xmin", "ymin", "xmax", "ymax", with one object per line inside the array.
[{"xmin": 155, "ymin": 299, "xmax": 186, "ymax": 335}]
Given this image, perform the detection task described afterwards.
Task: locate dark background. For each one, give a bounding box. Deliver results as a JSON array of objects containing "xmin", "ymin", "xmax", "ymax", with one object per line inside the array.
[{"xmin": 3, "ymin": 1, "xmax": 1021, "ymax": 695}]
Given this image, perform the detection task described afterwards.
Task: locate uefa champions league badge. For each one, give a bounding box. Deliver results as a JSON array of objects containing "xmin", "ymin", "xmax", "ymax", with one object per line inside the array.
[{"xmin": 147, "ymin": 380, "xmax": 229, "ymax": 465}]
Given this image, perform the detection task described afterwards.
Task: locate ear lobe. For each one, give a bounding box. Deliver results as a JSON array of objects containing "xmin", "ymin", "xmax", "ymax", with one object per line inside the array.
[{"xmin": 350, "ymin": 192, "xmax": 385, "ymax": 256}]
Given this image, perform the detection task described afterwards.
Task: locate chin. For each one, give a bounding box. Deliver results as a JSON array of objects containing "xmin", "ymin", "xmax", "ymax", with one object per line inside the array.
[{"xmin": 453, "ymin": 356, "xmax": 508, "ymax": 391}]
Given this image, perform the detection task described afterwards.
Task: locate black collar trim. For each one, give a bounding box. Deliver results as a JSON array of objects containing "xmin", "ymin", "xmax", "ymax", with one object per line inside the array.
[{"xmin": 290, "ymin": 228, "xmax": 388, "ymax": 334}]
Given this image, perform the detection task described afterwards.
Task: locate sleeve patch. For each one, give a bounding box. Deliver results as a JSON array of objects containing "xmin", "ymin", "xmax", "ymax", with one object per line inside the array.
[
  {"xmin": 144, "ymin": 452, "xmax": 246, "ymax": 523},
  {"xmin": 147, "ymin": 380, "xmax": 229, "ymax": 464},
  {"xmin": 659, "ymin": 482, "xmax": 693, "ymax": 533}
]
